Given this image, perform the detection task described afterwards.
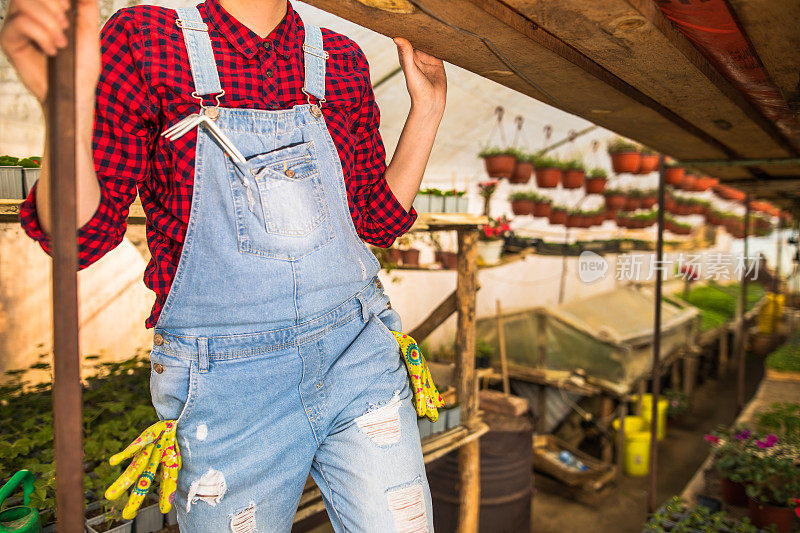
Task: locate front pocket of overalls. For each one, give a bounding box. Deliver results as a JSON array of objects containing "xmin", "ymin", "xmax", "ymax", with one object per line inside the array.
[
  {"xmin": 228, "ymin": 141, "xmax": 334, "ymax": 260},
  {"xmin": 149, "ymin": 349, "xmax": 198, "ymax": 426}
]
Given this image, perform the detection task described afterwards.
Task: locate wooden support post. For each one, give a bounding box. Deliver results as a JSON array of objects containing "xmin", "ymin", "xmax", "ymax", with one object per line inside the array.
[
  {"xmin": 682, "ymin": 354, "xmax": 697, "ymax": 397},
  {"xmin": 455, "ymin": 229, "xmax": 479, "ymax": 533},
  {"xmin": 737, "ymin": 196, "xmax": 751, "ymax": 412},
  {"xmin": 601, "ymin": 396, "xmax": 615, "ymax": 463},
  {"xmin": 670, "ymin": 360, "xmax": 681, "ymax": 390},
  {"xmin": 496, "ymin": 300, "xmax": 510, "ymax": 395},
  {"xmin": 409, "ymin": 289, "xmax": 458, "ymax": 343},
  {"xmin": 636, "ymin": 379, "xmax": 646, "ymax": 415},
  {"xmin": 616, "ymin": 401, "xmax": 627, "ymax": 470},
  {"xmin": 535, "ymin": 310, "xmax": 548, "ymax": 434},
  {"xmin": 48, "ymin": 2, "xmax": 84, "ymax": 530},
  {"xmin": 719, "ymin": 328, "xmax": 730, "ymax": 374}
]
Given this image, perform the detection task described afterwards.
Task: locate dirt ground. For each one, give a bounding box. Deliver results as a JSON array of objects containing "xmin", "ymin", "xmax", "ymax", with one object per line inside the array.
[{"xmin": 530, "ymin": 353, "xmax": 765, "ymax": 533}]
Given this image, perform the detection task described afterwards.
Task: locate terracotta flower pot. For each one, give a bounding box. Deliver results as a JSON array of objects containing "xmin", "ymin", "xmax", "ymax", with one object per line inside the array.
[
  {"xmin": 509, "ymin": 160, "xmax": 533, "ymax": 184},
  {"xmin": 624, "ymin": 197, "xmax": 641, "ymax": 211},
  {"xmin": 510, "ymin": 199, "xmax": 535, "ymax": 216},
  {"xmin": 706, "ymin": 212, "xmax": 722, "ymax": 226},
  {"xmin": 532, "ymin": 201, "xmax": 551, "ymax": 217},
  {"xmin": 605, "ymin": 194, "xmax": 626, "ymax": 210},
  {"xmin": 386, "ymin": 248, "xmax": 402, "ymax": 264},
  {"xmin": 719, "ymin": 477, "xmax": 749, "ymax": 507},
  {"xmin": 566, "ymin": 214, "xmax": 581, "ymax": 228},
  {"xmin": 641, "ymin": 196, "xmax": 657, "ymax": 209},
  {"xmin": 681, "ymin": 174, "xmax": 699, "ymax": 191},
  {"xmin": 748, "ymin": 499, "xmax": 795, "ymax": 533},
  {"xmin": 616, "ymin": 215, "xmax": 630, "ymax": 228},
  {"xmin": 715, "ymin": 184, "xmax": 746, "ymax": 202},
  {"xmin": 482, "ymin": 154, "xmax": 516, "ymax": 178},
  {"xmin": 695, "ymin": 176, "xmax": 718, "ymax": 191},
  {"xmin": 592, "ymin": 214, "xmax": 604, "ymax": 226},
  {"xmin": 585, "ymin": 177, "xmax": 607, "ymax": 195},
  {"xmin": 605, "ymin": 209, "xmax": 616, "ymax": 220},
  {"xmin": 436, "ymin": 251, "xmax": 459, "ymax": 269},
  {"xmin": 665, "ymin": 167, "xmax": 685, "ymax": 185},
  {"xmin": 548, "ymin": 209, "xmax": 567, "ymax": 225},
  {"xmin": 636, "ymin": 154, "xmax": 659, "ymax": 174},
  {"xmin": 562, "ymin": 170, "xmax": 585, "ymax": 189},
  {"xmin": 535, "ymin": 167, "xmax": 562, "ymax": 188},
  {"xmin": 610, "ymin": 151, "xmax": 641, "ymax": 174},
  {"xmin": 401, "ymin": 248, "xmax": 420, "ymax": 266}
]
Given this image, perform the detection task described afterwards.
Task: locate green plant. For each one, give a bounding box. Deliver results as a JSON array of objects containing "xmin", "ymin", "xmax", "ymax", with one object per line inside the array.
[
  {"xmin": 18, "ymin": 157, "xmax": 41, "ymax": 169},
  {"xmin": 645, "ymin": 496, "xmax": 766, "ymax": 532},
  {"xmin": 665, "ymin": 159, "xmax": 683, "ymax": 168},
  {"xmin": 563, "ymin": 159, "xmax": 585, "ymax": 171},
  {"xmin": 478, "ymin": 146, "xmax": 516, "ymax": 158},
  {"xmin": 587, "ymin": 168, "xmax": 608, "ymax": 180},
  {"xmin": 744, "ymin": 448, "xmax": 800, "ymax": 507},
  {"xmin": 0, "ymin": 155, "xmax": 21, "ymax": 166},
  {"xmin": 603, "ymin": 188, "xmax": 625, "ymax": 197},
  {"xmin": 756, "ymin": 402, "xmax": 800, "ymax": 442},
  {"xmin": 607, "ymin": 137, "xmax": 639, "ymax": 154},
  {"xmin": 640, "ymin": 146, "xmax": 656, "ymax": 155},
  {"xmin": 508, "ymin": 191, "xmax": 549, "ymax": 202},
  {"xmin": 476, "ymin": 339, "xmax": 494, "ymax": 359},
  {"xmin": 531, "ymin": 155, "xmax": 561, "ymax": 169},
  {"xmin": 765, "ymin": 333, "xmax": 800, "ymax": 374}
]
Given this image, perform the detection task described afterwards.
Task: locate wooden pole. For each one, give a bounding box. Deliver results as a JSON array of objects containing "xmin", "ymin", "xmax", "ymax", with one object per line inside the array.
[
  {"xmin": 495, "ymin": 299, "xmax": 510, "ymax": 395},
  {"xmin": 737, "ymin": 196, "xmax": 751, "ymax": 412},
  {"xmin": 47, "ymin": 1, "xmax": 84, "ymax": 529},
  {"xmin": 535, "ymin": 310, "xmax": 547, "ymax": 434},
  {"xmin": 456, "ymin": 229, "xmax": 480, "ymax": 533},
  {"xmin": 647, "ymin": 155, "xmax": 666, "ymax": 513},
  {"xmin": 719, "ymin": 328, "xmax": 730, "ymax": 373}
]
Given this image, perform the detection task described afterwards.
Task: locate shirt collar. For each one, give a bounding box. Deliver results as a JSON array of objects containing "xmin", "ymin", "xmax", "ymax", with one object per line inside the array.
[{"xmin": 203, "ymin": 0, "xmax": 300, "ymax": 60}]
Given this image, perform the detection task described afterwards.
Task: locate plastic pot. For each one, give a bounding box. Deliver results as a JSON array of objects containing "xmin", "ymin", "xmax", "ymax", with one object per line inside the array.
[
  {"xmin": 605, "ymin": 209, "xmax": 616, "ymax": 220},
  {"xmin": 636, "ymin": 154, "xmax": 659, "ymax": 174},
  {"xmin": 0, "ymin": 166, "xmax": 24, "ymax": 200},
  {"xmin": 532, "ymin": 201, "xmax": 551, "ymax": 218},
  {"xmin": 386, "ymin": 248, "xmax": 402, "ymax": 265},
  {"xmin": 566, "ymin": 214, "xmax": 582, "ymax": 228},
  {"xmin": 584, "ymin": 177, "xmax": 607, "ymax": 195},
  {"xmin": 609, "ymin": 152, "xmax": 641, "ymax": 174},
  {"xmin": 483, "ymin": 154, "xmax": 516, "ymax": 178},
  {"xmin": 134, "ymin": 496, "xmax": 164, "ymax": 533},
  {"xmin": 22, "ymin": 168, "xmax": 39, "ymax": 197},
  {"xmin": 436, "ymin": 251, "xmax": 459, "ymax": 269},
  {"xmin": 719, "ymin": 477, "xmax": 748, "ymax": 507},
  {"xmin": 604, "ymin": 194, "xmax": 626, "ymax": 210},
  {"xmin": 478, "ymin": 239, "xmax": 504, "ymax": 266},
  {"xmin": 444, "ymin": 196, "xmax": 459, "ymax": 213},
  {"xmin": 640, "ymin": 196, "xmax": 657, "ymax": 209},
  {"xmin": 681, "ymin": 174, "xmax": 699, "ymax": 191},
  {"xmin": 456, "ymin": 196, "xmax": 469, "ymax": 212},
  {"xmin": 715, "ymin": 184, "xmax": 746, "ymax": 202},
  {"xmin": 624, "ymin": 197, "xmax": 641, "ymax": 211},
  {"xmin": 413, "ymin": 193, "xmax": 431, "ymax": 213},
  {"xmin": 428, "ymin": 195, "xmax": 445, "ymax": 213},
  {"xmin": 85, "ymin": 515, "xmax": 134, "ymax": 533},
  {"xmin": 748, "ymin": 499, "xmax": 795, "ymax": 533},
  {"xmin": 535, "ymin": 167, "xmax": 562, "ymax": 188},
  {"xmin": 401, "ymin": 248, "xmax": 420, "ymax": 266},
  {"xmin": 509, "ymin": 160, "xmax": 533, "ymax": 184},
  {"xmin": 548, "ymin": 209, "xmax": 567, "ymax": 225},
  {"xmin": 510, "ymin": 199, "xmax": 535, "ymax": 216},
  {"xmin": 561, "ymin": 170, "xmax": 585, "ymax": 189},
  {"xmin": 665, "ymin": 167, "xmax": 685, "ymax": 185}
]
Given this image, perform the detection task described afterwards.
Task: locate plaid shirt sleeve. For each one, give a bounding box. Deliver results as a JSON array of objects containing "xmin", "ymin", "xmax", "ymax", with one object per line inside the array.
[
  {"xmin": 19, "ymin": 10, "xmax": 154, "ymax": 269},
  {"xmin": 348, "ymin": 46, "xmax": 416, "ymax": 248}
]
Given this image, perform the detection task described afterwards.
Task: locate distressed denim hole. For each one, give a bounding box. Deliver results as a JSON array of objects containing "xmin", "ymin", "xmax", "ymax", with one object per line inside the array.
[
  {"xmin": 229, "ymin": 502, "xmax": 257, "ymax": 533},
  {"xmin": 386, "ymin": 478, "xmax": 428, "ymax": 533},
  {"xmin": 187, "ymin": 468, "xmax": 227, "ymax": 512},
  {"xmin": 355, "ymin": 391, "xmax": 402, "ymax": 446}
]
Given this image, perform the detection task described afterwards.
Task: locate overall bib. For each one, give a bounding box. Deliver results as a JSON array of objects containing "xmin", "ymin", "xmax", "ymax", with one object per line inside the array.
[{"xmin": 148, "ymin": 7, "xmax": 433, "ymax": 531}]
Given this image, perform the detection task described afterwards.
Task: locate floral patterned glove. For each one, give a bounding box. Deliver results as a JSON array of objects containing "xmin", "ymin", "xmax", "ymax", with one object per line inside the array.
[
  {"xmin": 392, "ymin": 331, "xmax": 445, "ymax": 422},
  {"xmin": 105, "ymin": 420, "xmax": 181, "ymax": 519}
]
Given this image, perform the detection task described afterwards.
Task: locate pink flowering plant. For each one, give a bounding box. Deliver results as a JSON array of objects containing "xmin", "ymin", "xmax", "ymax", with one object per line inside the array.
[
  {"xmin": 705, "ymin": 426, "xmax": 763, "ymax": 485},
  {"xmin": 480, "ymin": 216, "xmax": 512, "ymax": 242}
]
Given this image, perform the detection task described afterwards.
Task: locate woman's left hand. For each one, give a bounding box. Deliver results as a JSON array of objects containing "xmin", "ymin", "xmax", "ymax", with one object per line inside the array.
[{"xmin": 394, "ymin": 37, "xmax": 446, "ymax": 116}]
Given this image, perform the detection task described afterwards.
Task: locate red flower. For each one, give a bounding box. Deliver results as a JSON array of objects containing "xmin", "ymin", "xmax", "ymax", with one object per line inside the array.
[
  {"xmin": 704, "ymin": 434, "xmax": 720, "ymax": 444},
  {"xmin": 794, "ymin": 499, "xmax": 800, "ymax": 519}
]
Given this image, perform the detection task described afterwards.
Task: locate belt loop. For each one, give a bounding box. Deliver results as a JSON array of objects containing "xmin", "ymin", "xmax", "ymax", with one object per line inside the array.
[
  {"xmin": 356, "ymin": 293, "xmax": 370, "ymax": 323},
  {"xmin": 197, "ymin": 337, "xmax": 209, "ymax": 373}
]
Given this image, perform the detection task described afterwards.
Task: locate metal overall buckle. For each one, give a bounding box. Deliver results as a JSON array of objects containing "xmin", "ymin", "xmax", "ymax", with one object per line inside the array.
[
  {"xmin": 192, "ymin": 90, "xmax": 225, "ymax": 120},
  {"xmin": 301, "ymin": 88, "xmax": 326, "ymax": 118}
]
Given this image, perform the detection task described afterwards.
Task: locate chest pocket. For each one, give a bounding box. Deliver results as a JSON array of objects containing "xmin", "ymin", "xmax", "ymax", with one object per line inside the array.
[{"xmin": 227, "ymin": 141, "xmax": 334, "ymax": 261}]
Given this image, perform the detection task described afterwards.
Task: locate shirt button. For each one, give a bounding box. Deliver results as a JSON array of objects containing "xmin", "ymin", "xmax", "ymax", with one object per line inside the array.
[
  {"xmin": 153, "ymin": 363, "xmax": 165, "ymax": 374},
  {"xmin": 153, "ymin": 333, "xmax": 164, "ymax": 346},
  {"xmin": 265, "ymin": 69, "xmax": 274, "ymax": 78},
  {"xmin": 263, "ymin": 41, "xmax": 272, "ymax": 51}
]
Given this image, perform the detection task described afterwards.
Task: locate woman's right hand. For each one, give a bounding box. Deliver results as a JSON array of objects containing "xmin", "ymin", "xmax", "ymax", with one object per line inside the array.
[{"xmin": 0, "ymin": 0, "xmax": 100, "ymax": 107}]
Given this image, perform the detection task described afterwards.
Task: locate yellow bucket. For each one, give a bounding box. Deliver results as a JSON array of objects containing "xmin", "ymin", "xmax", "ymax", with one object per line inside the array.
[
  {"xmin": 631, "ymin": 394, "xmax": 668, "ymax": 441},
  {"xmin": 612, "ymin": 416, "xmax": 651, "ymax": 476},
  {"xmin": 758, "ymin": 292, "xmax": 785, "ymax": 334}
]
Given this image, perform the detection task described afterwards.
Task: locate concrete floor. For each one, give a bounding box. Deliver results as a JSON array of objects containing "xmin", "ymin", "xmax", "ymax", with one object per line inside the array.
[{"xmin": 531, "ymin": 353, "xmax": 765, "ymax": 533}]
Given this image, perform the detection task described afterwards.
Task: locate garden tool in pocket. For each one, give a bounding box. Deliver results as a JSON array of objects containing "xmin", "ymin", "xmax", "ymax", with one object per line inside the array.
[
  {"xmin": 391, "ymin": 331, "xmax": 444, "ymax": 422},
  {"xmin": 0, "ymin": 470, "xmax": 41, "ymax": 533},
  {"xmin": 105, "ymin": 420, "xmax": 181, "ymax": 519}
]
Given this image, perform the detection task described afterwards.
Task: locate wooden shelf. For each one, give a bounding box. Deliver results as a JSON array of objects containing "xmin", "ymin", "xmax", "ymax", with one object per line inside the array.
[
  {"xmin": 411, "ymin": 212, "xmax": 489, "ymax": 232},
  {"xmin": 0, "ymin": 199, "xmax": 147, "ymax": 225}
]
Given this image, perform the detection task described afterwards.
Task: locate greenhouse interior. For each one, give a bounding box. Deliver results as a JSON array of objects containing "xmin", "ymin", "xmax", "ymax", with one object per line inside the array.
[{"xmin": 1, "ymin": 0, "xmax": 800, "ymax": 531}]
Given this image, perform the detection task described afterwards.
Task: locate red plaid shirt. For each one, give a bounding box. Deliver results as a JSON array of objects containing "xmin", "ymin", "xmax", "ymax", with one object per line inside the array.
[{"xmin": 20, "ymin": 0, "xmax": 415, "ymax": 328}]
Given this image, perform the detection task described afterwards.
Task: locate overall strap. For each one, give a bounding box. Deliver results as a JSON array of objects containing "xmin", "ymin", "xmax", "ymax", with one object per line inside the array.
[
  {"xmin": 175, "ymin": 6, "xmax": 223, "ymax": 97},
  {"xmin": 302, "ymin": 24, "xmax": 327, "ymax": 102}
]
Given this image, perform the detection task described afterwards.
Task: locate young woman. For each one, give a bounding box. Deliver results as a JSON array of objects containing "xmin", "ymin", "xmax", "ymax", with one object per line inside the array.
[{"xmin": 1, "ymin": 0, "xmax": 446, "ymax": 530}]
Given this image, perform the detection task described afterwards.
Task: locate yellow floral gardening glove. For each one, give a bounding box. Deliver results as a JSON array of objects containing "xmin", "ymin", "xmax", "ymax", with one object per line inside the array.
[
  {"xmin": 105, "ymin": 420, "xmax": 181, "ymax": 519},
  {"xmin": 392, "ymin": 331, "xmax": 444, "ymax": 422}
]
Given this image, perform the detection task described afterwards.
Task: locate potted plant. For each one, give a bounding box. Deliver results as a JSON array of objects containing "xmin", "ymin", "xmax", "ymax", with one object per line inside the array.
[
  {"xmin": 695, "ymin": 176, "xmax": 719, "ymax": 191},
  {"xmin": 510, "ymin": 151, "xmax": 534, "ymax": 184},
  {"xmin": 443, "ymin": 189, "xmax": 460, "ymax": 213},
  {"xmin": 706, "ymin": 209, "xmax": 725, "ymax": 226},
  {"xmin": 508, "ymin": 190, "xmax": 535, "ymax": 216},
  {"xmin": 584, "ymin": 168, "xmax": 607, "ymax": 194},
  {"xmin": 705, "ymin": 428, "xmax": 759, "ymax": 507},
  {"xmin": 533, "ymin": 155, "xmax": 562, "ymax": 188},
  {"xmin": 566, "ymin": 209, "xmax": 585, "ymax": 228},
  {"xmin": 456, "ymin": 190, "xmax": 469, "ymax": 212},
  {"xmin": 86, "ymin": 500, "xmax": 133, "ymax": 533},
  {"xmin": 0, "ymin": 155, "xmax": 24, "ymax": 200},
  {"xmin": 413, "ymin": 188, "xmax": 433, "ymax": 213},
  {"xmin": 475, "ymin": 339, "xmax": 494, "ymax": 368},
  {"xmin": 663, "ymin": 389, "xmax": 689, "ymax": 421},
  {"xmin": 607, "ymin": 138, "xmax": 641, "ymax": 174},
  {"xmin": 19, "ymin": 157, "xmax": 41, "ymax": 197},
  {"xmin": 640, "ymin": 189, "xmax": 657, "ymax": 209},
  {"xmin": 478, "ymin": 180, "xmax": 499, "ymax": 217},
  {"xmin": 603, "ymin": 188, "xmax": 627, "ymax": 211},
  {"xmin": 664, "ymin": 160, "xmax": 685, "ymax": 186},
  {"xmin": 548, "ymin": 205, "xmax": 568, "ymax": 225},
  {"xmin": 667, "ymin": 218, "xmax": 692, "ymax": 236},
  {"xmin": 397, "ymin": 235, "xmax": 421, "ymax": 267},
  {"xmin": 636, "ymin": 147, "xmax": 659, "ymax": 174},
  {"xmin": 134, "ymin": 494, "xmax": 164, "ymax": 533},
  {"xmin": 715, "ymin": 184, "xmax": 747, "ymax": 202},
  {"xmin": 561, "ymin": 159, "xmax": 585, "ymax": 189},
  {"xmin": 478, "ymin": 216, "xmax": 510, "ymax": 265},
  {"xmin": 624, "ymin": 189, "xmax": 643, "ymax": 211},
  {"xmin": 479, "ymin": 146, "xmax": 517, "ymax": 178},
  {"xmin": 744, "ymin": 441, "xmax": 800, "ymax": 532}
]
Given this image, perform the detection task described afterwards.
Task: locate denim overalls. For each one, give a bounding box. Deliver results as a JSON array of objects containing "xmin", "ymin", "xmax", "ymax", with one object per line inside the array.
[{"xmin": 147, "ymin": 6, "xmax": 433, "ymax": 531}]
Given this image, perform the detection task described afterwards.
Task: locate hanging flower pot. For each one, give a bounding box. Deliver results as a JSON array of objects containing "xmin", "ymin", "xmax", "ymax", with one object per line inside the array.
[
  {"xmin": 561, "ymin": 160, "xmax": 585, "ymax": 189},
  {"xmin": 548, "ymin": 207, "xmax": 568, "ymax": 225},
  {"xmin": 694, "ymin": 176, "xmax": 718, "ymax": 191},
  {"xmin": 636, "ymin": 151, "xmax": 659, "ymax": 174},
  {"xmin": 509, "ymin": 157, "xmax": 534, "ymax": 184},
  {"xmin": 533, "ymin": 200, "xmax": 551, "ymax": 218},
  {"xmin": 604, "ymin": 190, "xmax": 626, "ymax": 210},
  {"xmin": 510, "ymin": 198, "xmax": 535, "ymax": 216},
  {"xmin": 624, "ymin": 196, "xmax": 641, "ymax": 211},
  {"xmin": 680, "ymin": 174, "xmax": 699, "ymax": 191},
  {"xmin": 748, "ymin": 499, "xmax": 795, "ymax": 533},
  {"xmin": 436, "ymin": 251, "xmax": 459, "ymax": 269},
  {"xmin": 706, "ymin": 210, "xmax": 723, "ymax": 226},
  {"xmin": 534, "ymin": 156, "xmax": 563, "ymax": 188},
  {"xmin": 566, "ymin": 214, "xmax": 582, "ymax": 228},
  {"xmin": 605, "ymin": 209, "xmax": 616, "ymax": 220},
  {"xmin": 479, "ymin": 148, "xmax": 517, "ymax": 178},
  {"xmin": 640, "ymin": 193, "xmax": 657, "ymax": 209},
  {"xmin": 715, "ymin": 184, "xmax": 746, "ymax": 202},
  {"xmin": 401, "ymin": 248, "xmax": 420, "ymax": 266},
  {"xmin": 592, "ymin": 212, "xmax": 605, "ymax": 226},
  {"xmin": 608, "ymin": 138, "xmax": 641, "ymax": 174},
  {"xmin": 664, "ymin": 165, "xmax": 685, "ymax": 185},
  {"xmin": 584, "ymin": 168, "xmax": 608, "ymax": 194}
]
